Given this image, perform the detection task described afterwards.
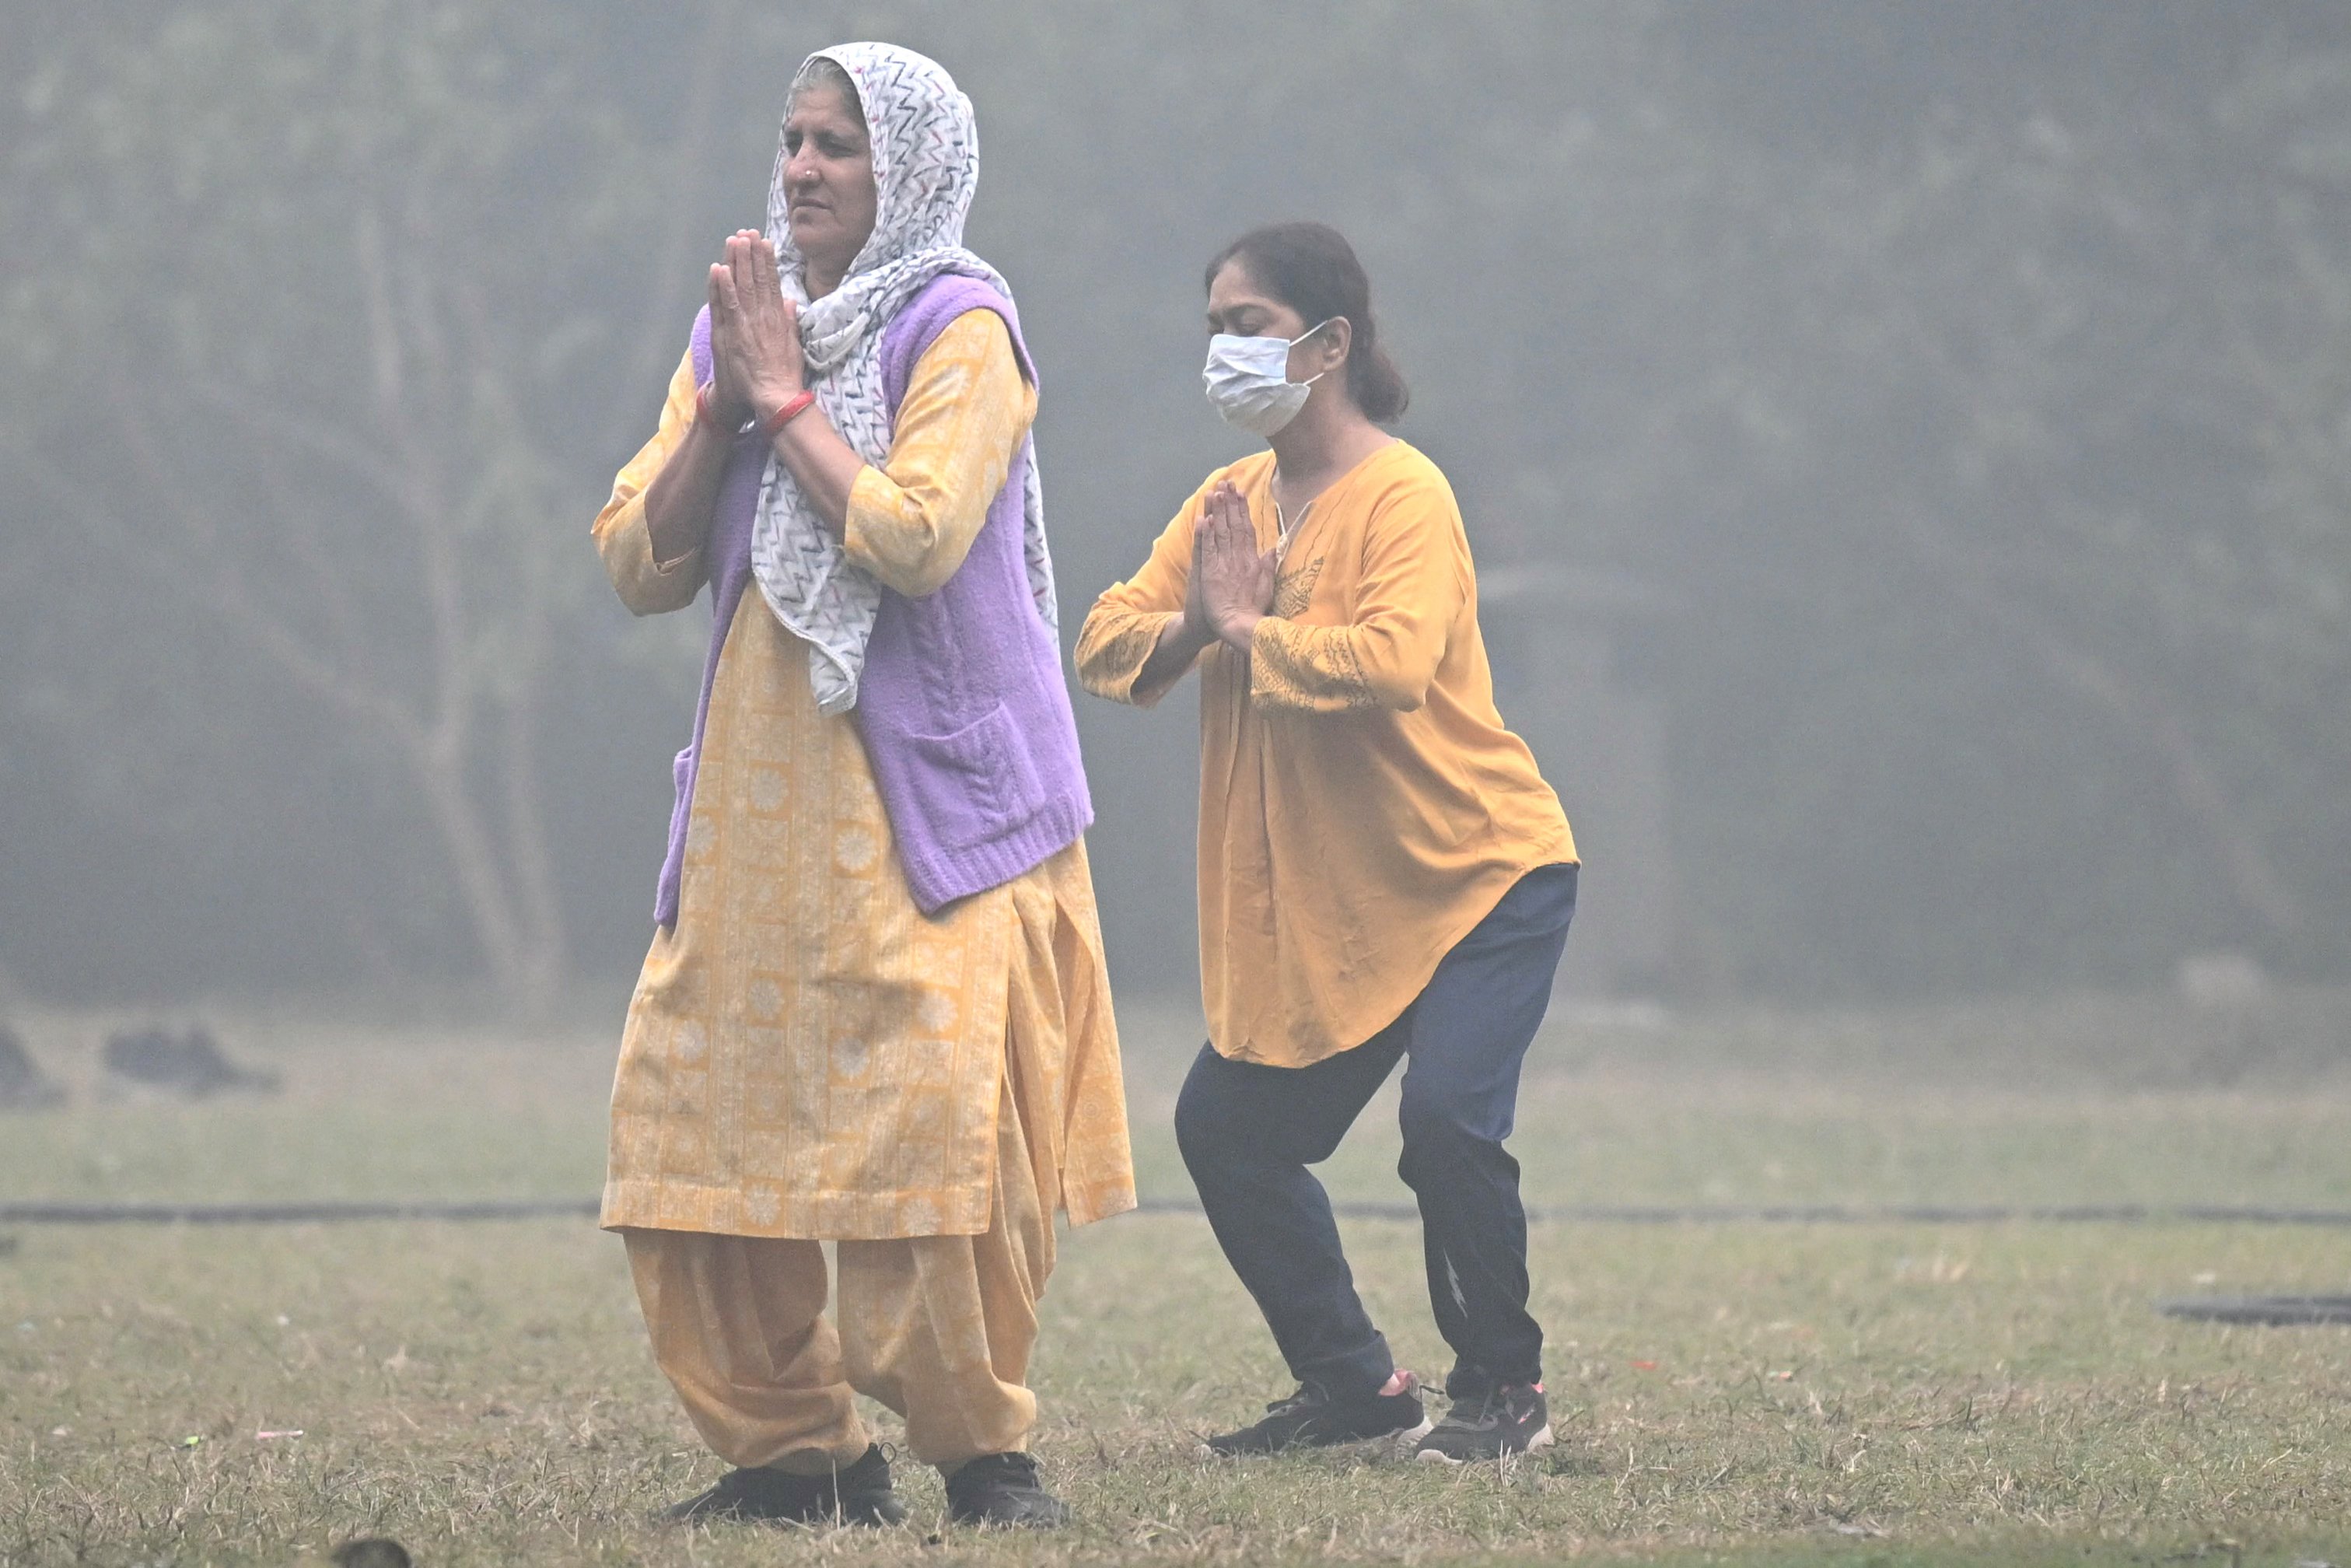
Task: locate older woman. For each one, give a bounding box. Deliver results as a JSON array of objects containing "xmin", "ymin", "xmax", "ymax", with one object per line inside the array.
[
  {"xmin": 1077, "ymin": 222, "xmax": 1576, "ymax": 1465},
  {"xmin": 592, "ymin": 44, "xmax": 1132, "ymax": 1529}
]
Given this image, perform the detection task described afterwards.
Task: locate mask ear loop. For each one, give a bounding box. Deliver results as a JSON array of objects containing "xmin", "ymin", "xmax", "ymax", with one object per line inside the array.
[
  {"xmin": 1272, "ymin": 317, "xmax": 1342, "ymax": 561},
  {"xmin": 1289, "ymin": 318, "xmax": 1338, "ymax": 390}
]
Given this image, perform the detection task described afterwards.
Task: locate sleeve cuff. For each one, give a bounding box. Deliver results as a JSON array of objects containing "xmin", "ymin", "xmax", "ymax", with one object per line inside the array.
[
  {"xmin": 644, "ymin": 495, "xmax": 703, "ymax": 575},
  {"xmin": 1080, "ymin": 611, "xmax": 1189, "ymax": 708},
  {"xmin": 1248, "ymin": 616, "xmax": 1375, "ymax": 710},
  {"xmin": 1246, "ymin": 616, "xmax": 1293, "ymax": 706},
  {"xmin": 1129, "ymin": 612, "xmax": 1195, "ymax": 708}
]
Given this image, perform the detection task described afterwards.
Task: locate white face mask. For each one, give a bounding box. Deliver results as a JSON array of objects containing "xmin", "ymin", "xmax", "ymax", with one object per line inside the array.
[{"xmin": 1202, "ymin": 319, "xmax": 1335, "ymax": 437}]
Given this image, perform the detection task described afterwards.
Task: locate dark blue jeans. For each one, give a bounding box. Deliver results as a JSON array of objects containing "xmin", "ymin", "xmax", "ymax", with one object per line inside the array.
[{"xmin": 1175, "ymin": 863, "xmax": 1576, "ymax": 1401}]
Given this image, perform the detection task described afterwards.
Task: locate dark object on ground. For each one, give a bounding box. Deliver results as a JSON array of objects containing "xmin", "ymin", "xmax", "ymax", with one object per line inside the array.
[
  {"xmin": 2159, "ymin": 1294, "xmax": 2351, "ymax": 1325},
  {"xmin": 1415, "ymin": 1381, "xmax": 1554, "ymax": 1464},
  {"xmin": 331, "ymin": 1541, "xmax": 411, "ymax": 1568},
  {"xmin": 662, "ymin": 1444, "xmax": 905, "ymax": 1527},
  {"xmin": 101, "ymin": 1025, "xmax": 280, "ymax": 1098},
  {"xmin": 944, "ymin": 1451, "xmax": 1068, "ymax": 1528},
  {"xmin": 1203, "ymin": 1376, "xmax": 1429, "ymax": 1456},
  {"xmin": 0, "ymin": 1024, "xmax": 67, "ymax": 1111}
]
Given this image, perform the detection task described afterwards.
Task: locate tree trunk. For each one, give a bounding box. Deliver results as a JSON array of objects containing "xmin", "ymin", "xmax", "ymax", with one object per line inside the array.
[{"xmin": 405, "ymin": 723, "xmax": 565, "ymax": 1017}]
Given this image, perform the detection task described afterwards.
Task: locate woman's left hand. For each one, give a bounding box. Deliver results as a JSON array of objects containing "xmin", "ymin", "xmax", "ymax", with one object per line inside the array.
[
  {"xmin": 708, "ymin": 229, "xmax": 806, "ymax": 425},
  {"xmin": 1198, "ymin": 481, "xmax": 1277, "ymax": 651}
]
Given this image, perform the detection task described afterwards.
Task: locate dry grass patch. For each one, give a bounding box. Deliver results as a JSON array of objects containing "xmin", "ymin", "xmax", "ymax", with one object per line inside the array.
[{"xmin": 3, "ymin": 995, "xmax": 2349, "ymax": 1563}]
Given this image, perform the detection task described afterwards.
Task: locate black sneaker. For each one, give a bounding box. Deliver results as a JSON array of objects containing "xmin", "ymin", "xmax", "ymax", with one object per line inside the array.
[
  {"xmin": 943, "ymin": 1451, "xmax": 1068, "ymax": 1528},
  {"xmin": 1413, "ymin": 1381, "xmax": 1552, "ymax": 1464},
  {"xmin": 1203, "ymin": 1374, "xmax": 1430, "ymax": 1456},
  {"xmin": 327, "ymin": 1542, "xmax": 411, "ymax": 1568},
  {"xmin": 662, "ymin": 1444, "xmax": 906, "ymax": 1526}
]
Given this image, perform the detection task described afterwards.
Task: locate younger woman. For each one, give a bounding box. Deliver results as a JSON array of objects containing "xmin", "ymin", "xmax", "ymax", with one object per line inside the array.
[{"xmin": 1077, "ymin": 222, "xmax": 1577, "ymax": 1464}]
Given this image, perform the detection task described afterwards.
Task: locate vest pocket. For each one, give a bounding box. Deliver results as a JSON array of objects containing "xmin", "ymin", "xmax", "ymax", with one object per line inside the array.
[{"xmin": 897, "ymin": 702, "xmax": 1041, "ymax": 849}]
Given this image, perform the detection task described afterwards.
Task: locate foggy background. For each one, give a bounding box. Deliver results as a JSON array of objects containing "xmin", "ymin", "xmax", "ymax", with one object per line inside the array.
[{"xmin": 3, "ymin": 0, "xmax": 2346, "ymax": 1020}]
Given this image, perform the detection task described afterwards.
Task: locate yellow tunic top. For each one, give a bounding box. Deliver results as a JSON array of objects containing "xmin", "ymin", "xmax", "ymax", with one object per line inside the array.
[
  {"xmin": 595, "ymin": 311, "xmax": 1134, "ymax": 1239},
  {"xmin": 1076, "ymin": 440, "xmax": 1576, "ymax": 1069}
]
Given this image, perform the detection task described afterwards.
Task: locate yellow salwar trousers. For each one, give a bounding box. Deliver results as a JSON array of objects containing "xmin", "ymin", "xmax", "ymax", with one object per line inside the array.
[{"xmin": 621, "ymin": 1049, "xmax": 1055, "ymax": 1472}]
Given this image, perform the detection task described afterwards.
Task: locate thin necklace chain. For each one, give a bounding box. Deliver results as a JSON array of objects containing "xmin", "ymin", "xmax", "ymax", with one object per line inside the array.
[{"xmin": 1271, "ymin": 481, "xmax": 1316, "ymax": 564}]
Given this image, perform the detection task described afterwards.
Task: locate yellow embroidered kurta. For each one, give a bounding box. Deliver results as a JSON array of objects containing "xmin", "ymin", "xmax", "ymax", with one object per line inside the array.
[
  {"xmin": 1076, "ymin": 440, "xmax": 1576, "ymax": 1069},
  {"xmin": 595, "ymin": 311, "xmax": 1134, "ymax": 1240}
]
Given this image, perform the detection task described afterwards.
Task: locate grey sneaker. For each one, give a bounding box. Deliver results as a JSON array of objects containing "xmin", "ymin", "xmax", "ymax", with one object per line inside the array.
[
  {"xmin": 1204, "ymin": 1373, "xmax": 1430, "ymax": 1456},
  {"xmin": 1414, "ymin": 1381, "xmax": 1552, "ymax": 1464}
]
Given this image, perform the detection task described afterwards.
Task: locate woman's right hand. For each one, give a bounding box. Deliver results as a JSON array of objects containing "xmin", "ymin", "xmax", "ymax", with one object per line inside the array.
[
  {"xmin": 1195, "ymin": 481, "xmax": 1277, "ymax": 650},
  {"xmin": 1128, "ymin": 482, "xmax": 1249, "ymax": 698},
  {"xmin": 708, "ymin": 231, "xmax": 806, "ymax": 428}
]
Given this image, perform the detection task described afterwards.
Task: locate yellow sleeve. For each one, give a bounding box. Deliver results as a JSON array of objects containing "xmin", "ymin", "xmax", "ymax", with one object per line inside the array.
[
  {"xmin": 1248, "ymin": 480, "xmax": 1465, "ymax": 713},
  {"xmin": 841, "ymin": 310, "xmax": 1037, "ymax": 597},
  {"xmin": 1073, "ymin": 474, "xmax": 1216, "ymax": 708},
  {"xmin": 592, "ymin": 347, "xmax": 706, "ymax": 616}
]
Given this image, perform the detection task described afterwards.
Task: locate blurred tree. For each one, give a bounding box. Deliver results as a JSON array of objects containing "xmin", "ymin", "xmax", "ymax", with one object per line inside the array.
[
  {"xmin": 1, "ymin": 2, "xmax": 2344, "ymax": 1008},
  {"xmin": 1706, "ymin": 41, "xmax": 2351, "ymax": 980},
  {"xmin": 0, "ymin": 2, "xmax": 741, "ymax": 1009}
]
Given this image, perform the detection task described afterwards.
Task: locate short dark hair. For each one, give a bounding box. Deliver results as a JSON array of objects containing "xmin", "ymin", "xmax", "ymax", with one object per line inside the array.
[{"xmin": 1205, "ymin": 222, "xmax": 1409, "ymax": 423}]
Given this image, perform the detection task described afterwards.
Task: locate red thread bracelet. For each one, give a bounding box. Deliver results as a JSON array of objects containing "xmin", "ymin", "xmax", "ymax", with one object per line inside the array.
[
  {"xmin": 694, "ymin": 383, "xmax": 728, "ymax": 430},
  {"xmin": 761, "ymin": 390, "xmax": 817, "ymax": 436}
]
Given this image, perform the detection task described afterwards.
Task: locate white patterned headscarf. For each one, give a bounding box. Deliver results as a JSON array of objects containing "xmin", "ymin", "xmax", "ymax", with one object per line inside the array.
[{"xmin": 750, "ymin": 41, "xmax": 1055, "ymax": 715}]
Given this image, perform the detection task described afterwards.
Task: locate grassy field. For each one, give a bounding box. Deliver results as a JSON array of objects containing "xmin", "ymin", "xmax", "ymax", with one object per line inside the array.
[{"xmin": 3, "ymin": 993, "xmax": 2349, "ymax": 1566}]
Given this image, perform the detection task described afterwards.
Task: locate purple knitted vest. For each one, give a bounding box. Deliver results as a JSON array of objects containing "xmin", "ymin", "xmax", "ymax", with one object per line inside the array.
[{"xmin": 653, "ymin": 276, "xmax": 1090, "ymax": 925}]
